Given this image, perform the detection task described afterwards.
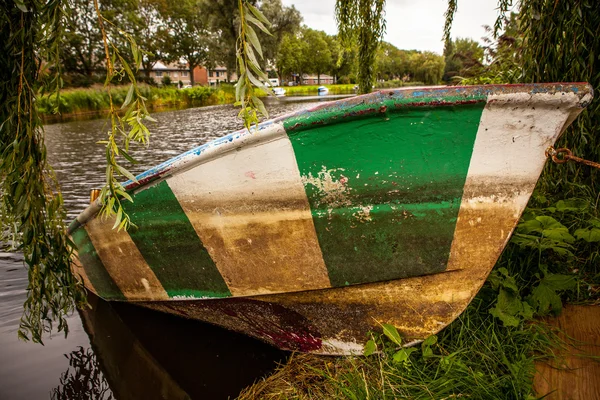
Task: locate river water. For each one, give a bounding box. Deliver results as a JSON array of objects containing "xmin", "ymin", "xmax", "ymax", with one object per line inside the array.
[{"xmin": 0, "ymin": 96, "xmax": 347, "ymax": 399}]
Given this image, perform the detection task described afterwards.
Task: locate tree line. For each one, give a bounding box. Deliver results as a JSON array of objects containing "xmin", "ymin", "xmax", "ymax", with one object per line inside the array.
[
  {"xmin": 62, "ymin": 0, "xmax": 302, "ymax": 86},
  {"xmin": 62, "ymin": 0, "xmax": 488, "ymax": 88}
]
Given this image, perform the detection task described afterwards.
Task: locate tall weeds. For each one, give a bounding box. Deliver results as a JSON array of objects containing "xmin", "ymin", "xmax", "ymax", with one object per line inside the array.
[{"xmin": 37, "ymin": 85, "xmax": 236, "ymax": 121}]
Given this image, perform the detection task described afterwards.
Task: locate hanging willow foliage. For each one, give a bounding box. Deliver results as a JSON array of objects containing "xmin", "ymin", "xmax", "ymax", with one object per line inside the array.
[
  {"xmin": 1, "ymin": 0, "xmax": 154, "ymax": 342},
  {"xmin": 335, "ymin": 0, "xmax": 386, "ymax": 94},
  {"xmin": 91, "ymin": 0, "xmax": 155, "ymax": 231},
  {"xmin": 0, "ymin": 0, "xmax": 85, "ymax": 343},
  {"xmin": 235, "ymin": 0, "xmax": 272, "ymax": 129},
  {"xmin": 520, "ymin": 0, "xmax": 599, "ymax": 193},
  {"xmin": 444, "ymin": 0, "xmax": 513, "ymax": 41}
]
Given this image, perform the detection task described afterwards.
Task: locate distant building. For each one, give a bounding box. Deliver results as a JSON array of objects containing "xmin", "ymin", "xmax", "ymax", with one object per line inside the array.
[
  {"xmin": 302, "ymin": 74, "xmax": 334, "ymax": 85},
  {"xmin": 150, "ymin": 62, "xmax": 237, "ymax": 86},
  {"xmin": 150, "ymin": 62, "xmax": 193, "ymax": 86},
  {"xmin": 205, "ymin": 66, "xmax": 237, "ymax": 86}
]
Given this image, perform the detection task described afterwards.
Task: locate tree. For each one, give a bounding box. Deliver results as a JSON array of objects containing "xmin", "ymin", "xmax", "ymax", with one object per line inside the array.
[
  {"xmin": 277, "ymin": 27, "xmax": 340, "ymax": 85},
  {"xmin": 277, "ymin": 32, "xmax": 306, "ymax": 82},
  {"xmin": 61, "ymin": 0, "xmax": 105, "ymax": 81},
  {"xmin": 519, "ymin": 0, "xmax": 599, "ymax": 188},
  {"xmin": 257, "ymin": 0, "xmax": 302, "ymax": 67},
  {"xmin": 409, "ymin": 51, "xmax": 445, "ymax": 85},
  {"xmin": 303, "ymin": 28, "xmax": 333, "ymax": 84},
  {"xmin": 335, "ymin": 0, "xmax": 386, "ymax": 94},
  {"xmin": 203, "ymin": 0, "xmax": 245, "ymax": 79},
  {"xmin": 442, "ymin": 37, "xmax": 484, "ymax": 82},
  {"xmin": 332, "ymin": 38, "xmax": 358, "ymax": 83},
  {"xmin": 375, "ymin": 42, "xmax": 413, "ymax": 81},
  {"xmin": 442, "ymin": 38, "xmax": 459, "ymax": 82},
  {"xmin": 133, "ymin": 0, "xmax": 168, "ymax": 78},
  {"xmin": 1, "ymin": 0, "xmax": 86, "ymax": 343},
  {"xmin": 159, "ymin": 0, "xmax": 210, "ymax": 86}
]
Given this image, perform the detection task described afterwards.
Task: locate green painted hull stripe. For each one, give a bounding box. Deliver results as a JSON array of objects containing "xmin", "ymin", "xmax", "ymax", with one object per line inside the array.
[
  {"xmin": 286, "ymin": 103, "xmax": 485, "ymax": 287},
  {"xmin": 124, "ymin": 180, "xmax": 231, "ymax": 298},
  {"xmin": 283, "ymin": 94, "xmax": 487, "ymax": 132},
  {"xmin": 71, "ymin": 228, "xmax": 126, "ymax": 300}
]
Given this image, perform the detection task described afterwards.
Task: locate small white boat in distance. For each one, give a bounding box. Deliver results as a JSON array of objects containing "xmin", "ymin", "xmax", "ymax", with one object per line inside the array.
[
  {"xmin": 272, "ymin": 87, "xmax": 286, "ymax": 96},
  {"xmin": 317, "ymin": 86, "xmax": 329, "ymax": 95}
]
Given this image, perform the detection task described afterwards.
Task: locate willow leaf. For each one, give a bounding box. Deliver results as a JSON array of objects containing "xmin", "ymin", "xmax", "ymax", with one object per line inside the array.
[
  {"xmin": 246, "ymin": 14, "xmax": 271, "ymax": 35},
  {"xmin": 251, "ymin": 95, "xmax": 268, "ymax": 119},
  {"xmin": 115, "ymin": 164, "xmax": 137, "ymax": 183},
  {"xmin": 247, "ymin": 3, "xmax": 270, "ymax": 26},
  {"xmin": 246, "ymin": 69, "xmax": 265, "ymax": 90},
  {"xmin": 121, "ymin": 84, "xmax": 135, "ymax": 109},
  {"xmin": 245, "ymin": 25, "xmax": 263, "ymax": 59}
]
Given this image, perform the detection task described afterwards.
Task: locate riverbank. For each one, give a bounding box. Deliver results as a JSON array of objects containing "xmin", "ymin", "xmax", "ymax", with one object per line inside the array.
[
  {"xmin": 38, "ymin": 84, "xmax": 238, "ymax": 124},
  {"xmin": 39, "ymin": 82, "xmax": 429, "ymax": 123}
]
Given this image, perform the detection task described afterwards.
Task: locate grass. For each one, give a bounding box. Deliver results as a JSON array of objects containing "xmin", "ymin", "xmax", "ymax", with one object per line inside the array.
[
  {"xmin": 37, "ymin": 84, "xmax": 237, "ymax": 122},
  {"xmin": 281, "ymin": 84, "xmax": 357, "ymax": 96},
  {"xmin": 280, "ymin": 81, "xmax": 428, "ymax": 96},
  {"xmin": 239, "ymin": 297, "xmax": 567, "ymax": 399},
  {"xmin": 38, "ymin": 82, "xmax": 437, "ymax": 123}
]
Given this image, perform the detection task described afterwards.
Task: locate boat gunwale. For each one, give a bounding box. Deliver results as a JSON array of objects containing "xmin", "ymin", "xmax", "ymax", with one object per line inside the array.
[{"xmin": 68, "ymin": 82, "xmax": 592, "ymax": 233}]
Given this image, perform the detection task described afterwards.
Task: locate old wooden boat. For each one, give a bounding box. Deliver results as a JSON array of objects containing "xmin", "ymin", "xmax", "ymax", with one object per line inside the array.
[{"xmin": 69, "ymin": 83, "xmax": 593, "ymax": 355}]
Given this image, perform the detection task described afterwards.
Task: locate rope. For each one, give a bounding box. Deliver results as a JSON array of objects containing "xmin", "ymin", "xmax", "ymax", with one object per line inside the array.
[{"xmin": 545, "ymin": 146, "xmax": 600, "ymax": 170}]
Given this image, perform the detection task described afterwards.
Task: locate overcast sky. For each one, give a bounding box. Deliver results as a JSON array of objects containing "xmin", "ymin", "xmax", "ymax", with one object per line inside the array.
[{"xmin": 281, "ymin": 0, "xmax": 505, "ymax": 54}]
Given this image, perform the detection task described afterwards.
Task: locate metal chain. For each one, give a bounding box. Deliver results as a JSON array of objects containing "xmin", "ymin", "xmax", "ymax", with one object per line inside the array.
[{"xmin": 545, "ymin": 146, "xmax": 600, "ymax": 170}]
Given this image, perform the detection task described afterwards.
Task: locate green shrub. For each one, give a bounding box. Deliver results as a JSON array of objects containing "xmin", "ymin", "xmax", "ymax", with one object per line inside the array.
[{"xmin": 161, "ymin": 75, "xmax": 172, "ymax": 87}]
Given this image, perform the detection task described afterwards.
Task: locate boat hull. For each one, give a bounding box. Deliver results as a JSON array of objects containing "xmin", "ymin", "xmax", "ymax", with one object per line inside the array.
[{"xmin": 70, "ymin": 83, "xmax": 593, "ymax": 354}]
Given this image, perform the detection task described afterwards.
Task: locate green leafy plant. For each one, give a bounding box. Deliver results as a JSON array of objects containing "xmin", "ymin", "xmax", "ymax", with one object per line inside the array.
[
  {"xmin": 335, "ymin": 0, "xmax": 386, "ymax": 94},
  {"xmin": 235, "ymin": 0, "xmax": 272, "ymax": 129},
  {"xmin": 488, "ymin": 268, "xmax": 534, "ymax": 327},
  {"xmin": 364, "ymin": 323, "xmax": 423, "ymax": 366},
  {"xmin": 91, "ymin": 0, "xmax": 155, "ymax": 232},
  {"xmin": 1, "ymin": 0, "xmax": 86, "ymax": 343}
]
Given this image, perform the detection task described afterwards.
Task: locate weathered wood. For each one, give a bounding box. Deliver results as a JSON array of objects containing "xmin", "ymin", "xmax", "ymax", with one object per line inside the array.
[{"xmin": 534, "ymin": 305, "xmax": 600, "ymax": 400}]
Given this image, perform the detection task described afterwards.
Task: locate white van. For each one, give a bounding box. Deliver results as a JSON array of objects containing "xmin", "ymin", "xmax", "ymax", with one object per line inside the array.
[{"xmin": 268, "ymin": 78, "xmax": 280, "ymax": 87}]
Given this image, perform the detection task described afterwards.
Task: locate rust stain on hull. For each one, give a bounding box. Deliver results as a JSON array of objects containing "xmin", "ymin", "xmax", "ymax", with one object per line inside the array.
[
  {"xmin": 139, "ymin": 192, "xmax": 526, "ymax": 354},
  {"xmin": 85, "ymin": 217, "xmax": 169, "ymax": 300},
  {"xmin": 71, "ymin": 249, "xmax": 98, "ymax": 296},
  {"xmin": 189, "ymin": 210, "xmax": 331, "ymax": 296}
]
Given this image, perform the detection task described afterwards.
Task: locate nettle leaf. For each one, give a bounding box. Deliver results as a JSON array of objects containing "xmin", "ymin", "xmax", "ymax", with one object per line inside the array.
[
  {"xmin": 555, "ymin": 199, "xmax": 588, "ymax": 212},
  {"xmin": 511, "ymin": 233, "xmax": 540, "ymax": 248},
  {"xmin": 543, "ymin": 273, "xmax": 577, "ymax": 291},
  {"xmin": 518, "ymin": 216, "xmax": 566, "ymax": 234},
  {"xmin": 487, "ymin": 267, "xmax": 519, "ymax": 292},
  {"xmin": 363, "ymin": 339, "xmax": 377, "ymax": 356},
  {"xmin": 422, "ymin": 345, "xmax": 434, "ymax": 358},
  {"xmin": 421, "ymin": 335, "xmax": 437, "ymax": 357},
  {"xmin": 588, "ymin": 218, "xmax": 600, "ymax": 228},
  {"xmin": 489, "ymin": 287, "xmax": 534, "ymax": 327},
  {"xmin": 393, "ymin": 347, "xmax": 417, "ymax": 364},
  {"xmin": 574, "ymin": 227, "xmax": 600, "ymax": 242},
  {"xmin": 422, "ymin": 335, "xmax": 438, "ymax": 346},
  {"xmin": 543, "ymin": 228, "xmax": 575, "ymax": 243},
  {"xmin": 382, "ymin": 323, "xmax": 402, "ymax": 346},
  {"xmin": 538, "ymin": 238, "xmax": 574, "ymax": 256},
  {"xmin": 528, "ymin": 283, "xmax": 563, "ymax": 316},
  {"xmin": 527, "ymin": 273, "xmax": 575, "ymax": 316}
]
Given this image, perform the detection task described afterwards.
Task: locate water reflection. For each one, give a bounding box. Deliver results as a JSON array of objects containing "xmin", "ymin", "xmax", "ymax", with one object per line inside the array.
[
  {"xmin": 53, "ymin": 294, "xmax": 286, "ymax": 399},
  {"xmin": 2, "ymin": 99, "xmax": 334, "ymax": 399},
  {"xmin": 51, "ymin": 346, "xmax": 114, "ymax": 400}
]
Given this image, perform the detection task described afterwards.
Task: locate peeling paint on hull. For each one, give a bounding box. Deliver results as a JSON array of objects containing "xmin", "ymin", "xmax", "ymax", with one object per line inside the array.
[{"xmin": 70, "ymin": 83, "xmax": 593, "ymax": 355}]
